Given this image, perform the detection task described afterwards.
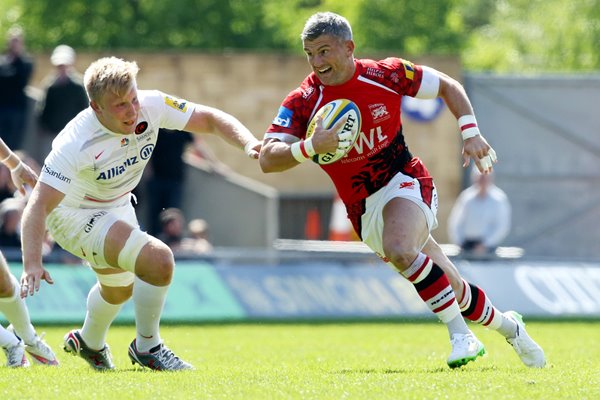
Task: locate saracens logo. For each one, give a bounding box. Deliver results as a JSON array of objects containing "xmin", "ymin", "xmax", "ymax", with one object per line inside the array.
[{"xmin": 135, "ymin": 121, "xmax": 148, "ymax": 134}]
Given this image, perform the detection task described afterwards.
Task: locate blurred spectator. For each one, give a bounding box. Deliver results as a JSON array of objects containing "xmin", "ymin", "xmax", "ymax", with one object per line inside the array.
[
  {"xmin": 448, "ymin": 169, "xmax": 511, "ymax": 256},
  {"xmin": 156, "ymin": 207, "xmax": 186, "ymax": 251},
  {"xmin": 0, "ymin": 25, "xmax": 34, "ymax": 150},
  {"xmin": 157, "ymin": 208, "xmax": 212, "ymax": 255},
  {"xmin": 36, "ymin": 44, "xmax": 88, "ymax": 164},
  {"xmin": 0, "ymin": 197, "xmax": 24, "ymax": 248},
  {"xmin": 181, "ymin": 218, "xmax": 213, "ymax": 254},
  {"xmin": 145, "ymin": 128, "xmax": 228, "ymax": 235}
]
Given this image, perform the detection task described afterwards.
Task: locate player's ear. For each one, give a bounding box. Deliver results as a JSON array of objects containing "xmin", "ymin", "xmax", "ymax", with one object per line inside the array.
[
  {"xmin": 89, "ymin": 100, "xmax": 101, "ymax": 112},
  {"xmin": 345, "ymin": 40, "xmax": 355, "ymax": 56}
]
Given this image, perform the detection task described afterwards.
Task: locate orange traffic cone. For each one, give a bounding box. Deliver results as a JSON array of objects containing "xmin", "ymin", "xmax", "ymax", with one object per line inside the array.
[
  {"xmin": 305, "ymin": 208, "xmax": 322, "ymax": 240},
  {"xmin": 329, "ymin": 194, "xmax": 355, "ymax": 241}
]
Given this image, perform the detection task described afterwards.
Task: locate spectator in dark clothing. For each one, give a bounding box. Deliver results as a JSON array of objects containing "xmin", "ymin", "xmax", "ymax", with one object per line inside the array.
[
  {"xmin": 36, "ymin": 45, "xmax": 88, "ymax": 164},
  {"xmin": 0, "ymin": 26, "xmax": 34, "ymax": 150},
  {"xmin": 145, "ymin": 129, "xmax": 195, "ymax": 235}
]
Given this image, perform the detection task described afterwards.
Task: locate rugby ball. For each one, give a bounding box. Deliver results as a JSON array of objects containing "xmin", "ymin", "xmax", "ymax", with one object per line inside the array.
[{"xmin": 305, "ymin": 99, "xmax": 361, "ymax": 165}]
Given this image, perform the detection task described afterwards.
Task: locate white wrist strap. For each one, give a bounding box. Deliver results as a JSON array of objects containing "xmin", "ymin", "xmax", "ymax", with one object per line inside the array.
[
  {"xmin": 290, "ymin": 138, "xmax": 315, "ymax": 163},
  {"xmin": 458, "ymin": 115, "xmax": 480, "ymax": 140},
  {"xmin": 10, "ymin": 161, "xmax": 23, "ymax": 173}
]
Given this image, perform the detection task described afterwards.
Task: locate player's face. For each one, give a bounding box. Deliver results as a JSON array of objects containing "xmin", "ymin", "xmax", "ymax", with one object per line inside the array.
[
  {"xmin": 92, "ymin": 85, "xmax": 141, "ymax": 134},
  {"xmin": 303, "ymin": 34, "xmax": 355, "ymax": 86}
]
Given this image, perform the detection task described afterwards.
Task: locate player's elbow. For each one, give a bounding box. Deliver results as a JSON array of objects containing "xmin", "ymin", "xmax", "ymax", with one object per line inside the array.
[{"xmin": 259, "ymin": 158, "xmax": 282, "ymax": 173}]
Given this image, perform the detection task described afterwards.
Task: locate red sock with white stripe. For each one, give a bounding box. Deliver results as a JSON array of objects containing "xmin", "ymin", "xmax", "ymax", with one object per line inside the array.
[
  {"xmin": 401, "ymin": 253, "xmax": 469, "ymax": 335},
  {"xmin": 458, "ymin": 278, "xmax": 517, "ymax": 337}
]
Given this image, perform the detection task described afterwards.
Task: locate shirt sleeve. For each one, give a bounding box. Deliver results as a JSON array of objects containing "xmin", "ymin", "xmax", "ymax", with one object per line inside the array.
[
  {"xmin": 155, "ymin": 91, "xmax": 196, "ymax": 130},
  {"xmin": 264, "ymin": 87, "xmax": 313, "ymax": 144},
  {"xmin": 39, "ymin": 146, "xmax": 78, "ymax": 195}
]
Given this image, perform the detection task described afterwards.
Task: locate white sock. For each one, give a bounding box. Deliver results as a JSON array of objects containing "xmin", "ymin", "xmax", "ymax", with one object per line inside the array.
[
  {"xmin": 133, "ymin": 277, "xmax": 168, "ymax": 352},
  {"xmin": 81, "ymin": 283, "xmax": 123, "ymax": 350},
  {"xmin": 0, "ymin": 324, "xmax": 20, "ymax": 347},
  {"xmin": 0, "ymin": 275, "xmax": 36, "ymax": 343}
]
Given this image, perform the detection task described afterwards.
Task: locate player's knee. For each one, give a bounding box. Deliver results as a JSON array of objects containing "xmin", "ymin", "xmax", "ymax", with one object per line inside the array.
[
  {"xmin": 136, "ymin": 243, "xmax": 174, "ymax": 286},
  {"xmin": 384, "ymin": 244, "xmax": 419, "ymax": 271},
  {"xmin": 0, "ymin": 279, "xmax": 13, "ymax": 298},
  {"xmin": 0, "ymin": 274, "xmax": 18, "ymax": 299}
]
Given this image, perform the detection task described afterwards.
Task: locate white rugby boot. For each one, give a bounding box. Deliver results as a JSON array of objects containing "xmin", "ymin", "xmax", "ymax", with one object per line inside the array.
[
  {"xmin": 504, "ymin": 311, "xmax": 546, "ymax": 368},
  {"xmin": 7, "ymin": 324, "xmax": 58, "ymax": 366},
  {"xmin": 2, "ymin": 340, "xmax": 30, "ymax": 367},
  {"xmin": 447, "ymin": 331, "xmax": 486, "ymax": 368}
]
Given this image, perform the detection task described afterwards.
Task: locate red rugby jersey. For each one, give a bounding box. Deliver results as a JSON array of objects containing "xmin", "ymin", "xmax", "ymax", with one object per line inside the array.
[{"xmin": 266, "ymin": 57, "xmax": 434, "ymax": 232}]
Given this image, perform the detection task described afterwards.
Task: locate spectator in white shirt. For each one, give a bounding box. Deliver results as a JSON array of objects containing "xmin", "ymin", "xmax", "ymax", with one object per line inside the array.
[{"xmin": 448, "ymin": 168, "xmax": 511, "ymax": 256}]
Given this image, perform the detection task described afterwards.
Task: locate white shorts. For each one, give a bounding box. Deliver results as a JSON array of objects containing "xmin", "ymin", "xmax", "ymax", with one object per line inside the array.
[
  {"xmin": 46, "ymin": 201, "xmax": 140, "ymax": 270},
  {"xmin": 360, "ymin": 171, "xmax": 438, "ymax": 259}
]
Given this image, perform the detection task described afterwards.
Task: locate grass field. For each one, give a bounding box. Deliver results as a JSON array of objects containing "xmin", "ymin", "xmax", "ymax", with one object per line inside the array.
[{"xmin": 0, "ymin": 321, "xmax": 598, "ymax": 399}]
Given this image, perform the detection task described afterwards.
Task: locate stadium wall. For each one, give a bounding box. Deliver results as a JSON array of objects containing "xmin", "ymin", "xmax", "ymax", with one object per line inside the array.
[{"xmin": 4, "ymin": 254, "xmax": 598, "ymax": 325}]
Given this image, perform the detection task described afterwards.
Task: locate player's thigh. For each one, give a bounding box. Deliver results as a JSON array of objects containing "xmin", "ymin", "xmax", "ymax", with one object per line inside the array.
[
  {"xmin": 381, "ymin": 197, "xmax": 430, "ymax": 257},
  {"xmin": 47, "ymin": 204, "xmax": 139, "ymax": 268}
]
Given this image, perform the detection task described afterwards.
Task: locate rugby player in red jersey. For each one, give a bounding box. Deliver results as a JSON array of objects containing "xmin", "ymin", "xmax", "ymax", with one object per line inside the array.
[{"xmin": 260, "ymin": 11, "xmax": 545, "ymax": 368}]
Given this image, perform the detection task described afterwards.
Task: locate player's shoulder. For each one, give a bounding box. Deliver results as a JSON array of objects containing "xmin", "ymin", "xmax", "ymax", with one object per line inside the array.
[
  {"xmin": 137, "ymin": 89, "xmax": 164, "ymax": 106},
  {"xmin": 282, "ymin": 74, "xmax": 320, "ymax": 107},
  {"xmin": 356, "ymin": 57, "xmax": 413, "ymax": 74}
]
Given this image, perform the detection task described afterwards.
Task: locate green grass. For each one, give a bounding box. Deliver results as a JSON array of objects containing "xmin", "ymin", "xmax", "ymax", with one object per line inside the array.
[{"xmin": 1, "ymin": 322, "xmax": 598, "ymax": 399}]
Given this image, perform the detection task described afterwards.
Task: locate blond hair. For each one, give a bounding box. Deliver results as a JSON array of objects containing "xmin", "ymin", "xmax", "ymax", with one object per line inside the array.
[{"xmin": 83, "ymin": 57, "xmax": 139, "ymax": 102}]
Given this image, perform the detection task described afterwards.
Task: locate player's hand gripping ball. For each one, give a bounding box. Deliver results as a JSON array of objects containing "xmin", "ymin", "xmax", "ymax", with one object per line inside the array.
[{"xmin": 306, "ymin": 99, "xmax": 361, "ymax": 164}]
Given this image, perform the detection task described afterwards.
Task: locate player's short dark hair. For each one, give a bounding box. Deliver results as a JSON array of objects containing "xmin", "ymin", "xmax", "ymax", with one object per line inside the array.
[{"xmin": 301, "ymin": 12, "xmax": 353, "ymax": 42}]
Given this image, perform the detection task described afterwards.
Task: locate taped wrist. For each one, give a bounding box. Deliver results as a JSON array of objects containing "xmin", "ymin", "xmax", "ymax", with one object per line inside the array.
[
  {"xmin": 10, "ymin": 161, "xmax": 23, "ymax": 173},
  {"xmin": 290, "ymin": 138, "xmax": 316, "ymax": 163},
  {"xmin": 458, "ymin": 115, "xmax": 480, "ymax": 140}
]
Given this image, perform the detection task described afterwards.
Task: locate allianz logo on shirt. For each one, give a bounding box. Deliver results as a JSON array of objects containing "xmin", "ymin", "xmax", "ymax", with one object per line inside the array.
[{"xmin": 96, "ymin": 156, "xmax": 139, "ymax": 180}]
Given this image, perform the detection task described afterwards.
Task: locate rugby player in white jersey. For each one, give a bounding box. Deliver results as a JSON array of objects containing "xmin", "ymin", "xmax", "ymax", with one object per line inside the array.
[{"xmin": 19, "ymin": 57, "xmax": 261, "ymax": 371}]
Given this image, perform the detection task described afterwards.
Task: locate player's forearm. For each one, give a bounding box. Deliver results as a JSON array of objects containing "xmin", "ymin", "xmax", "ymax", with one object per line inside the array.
[
  {"xmin": 437, "ymin": 74, "xmax": 474, "ymax": 120},
  {"xmin": 187, "ymin": 105, "xmax": 258, "ymax": 151},
  {"xmin": 21, "ymin": 202, "xmax": 50, "ymax": 267},
  {"xmin": 259, "ymin": 141, "xmax": 301, "ymax": 173}
]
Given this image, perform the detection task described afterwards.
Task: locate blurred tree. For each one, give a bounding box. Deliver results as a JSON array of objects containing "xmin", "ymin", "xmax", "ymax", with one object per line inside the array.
[
  {"xmin": 353, "ymin": 0, "xmax": 466, "ymax": 56},
  {"xmin": 462, "ymin": 0, "xmax": 600, "ymax": 72},
  {"xmin": 1, "ymin": 0, "xmax": 598, "ymax": 72}
]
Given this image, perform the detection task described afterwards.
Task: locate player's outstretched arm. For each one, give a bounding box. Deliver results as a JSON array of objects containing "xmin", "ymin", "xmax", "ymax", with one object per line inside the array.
[
  {"xmin": 435, "ymin": 69, "xmax": 497, "ymax": 174},
  {"xmin": 20, "ymin": 182, "xmax": 65, "ymax": 298},
  {"xmin": 0, "ymin": 138, "xmax": 38, "ymax": 195},
  {"xmin": 183, "ymin": 104, "xmax": 261, "ymax": 159}
]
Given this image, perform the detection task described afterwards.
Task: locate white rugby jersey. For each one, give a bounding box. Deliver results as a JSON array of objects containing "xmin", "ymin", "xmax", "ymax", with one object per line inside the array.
[{"xmin": 40, "ymin": 90, "xmax": 194, "ymax": 209}]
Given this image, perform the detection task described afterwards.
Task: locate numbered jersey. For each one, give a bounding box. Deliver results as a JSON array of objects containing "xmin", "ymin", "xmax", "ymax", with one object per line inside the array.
[
  {"xmin": 265, "ymin": 57, "xmax": 432, "ymax": 208},
  {"xmin": 39, "ymin": 90, "xmax": 194, "ymax": 209}
]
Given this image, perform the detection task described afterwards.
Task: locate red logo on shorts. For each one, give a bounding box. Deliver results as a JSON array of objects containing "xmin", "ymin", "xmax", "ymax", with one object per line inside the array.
[{"xmin": 399, "ymin": 181, "xmax": 415, "ymax": 189}]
